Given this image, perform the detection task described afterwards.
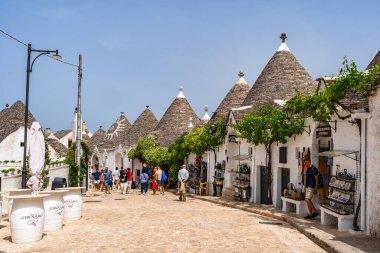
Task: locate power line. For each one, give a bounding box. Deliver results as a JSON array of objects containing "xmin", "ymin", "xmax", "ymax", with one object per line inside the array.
[
  {"xmin": 0, "ymin": 28, "xmax": 28, "ymax": 47},
  {"xmin": 0, "ymin": 27, "xmax": 79, "ymax": 68}
]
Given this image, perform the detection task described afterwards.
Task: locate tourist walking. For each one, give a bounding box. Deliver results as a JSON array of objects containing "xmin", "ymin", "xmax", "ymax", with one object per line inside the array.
[
  {"xmin": 120, "ymin": 169, "xmax": 128, "ymax": 194},
  {"xmin": 155, "ymin": 166, "xmax": 164, "ymax": 194},
  {"xmin": 178, "ymin": 165, "xmax": 189, "ymax": 201},
  {"xmin": 103, "ymin": 167, "xmax": 113, "ymax": 194},
  {"xmin": 113, "ymin": 167, "xmax": 121, "ymax": 191},
  {"xmin": 303, "ymin": 159, "xmax": 320, "ymax": 219},
  {"xmin": 161, "ymin": 169, "xmax": 167, "ymax": 195},
  {"xmin": 100, "ymin": 169, "xmax": 105, "ymax": 192},
  {"xmin": 140, "ymin": 170, "xmax": 149, "ymax": 195},
  {"xmin": 126, "ymin": 168, "xmax": 133, "ymax": 193},
  {"xmin": 92, "ymin": 168, "xmax": 101, "ymax": 191}
]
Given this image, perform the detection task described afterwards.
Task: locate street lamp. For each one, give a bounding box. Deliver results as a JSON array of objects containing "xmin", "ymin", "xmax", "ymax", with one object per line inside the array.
[{"xmin": 22, "ymin": 43, "xmax": 61, "ymax": 189}]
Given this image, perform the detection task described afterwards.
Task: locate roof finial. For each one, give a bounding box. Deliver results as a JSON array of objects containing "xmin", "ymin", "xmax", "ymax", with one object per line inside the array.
[
  {"xmin": 204, "ymin": 105, "xmax": 208, "ymax": 112},
  {"xmin": 238, "ymin": 71, "xmax": 244, "ymax": 77},
  {"xmin": 201, "ymin": 105, "xmax": 211, "ymax": 121},
  {"xmin": 177, "ymin": 85, "xmax": 186, "ymax": 98},
  {"xmin": 120, "ymin": 112, "xmax": 124, "ymax": 115},
  {"xmin": 5, "ymin": 103, "xmax": 9, "ymax": 108},
  {"xmin": 280, "ymin": 33, "xmax": 287, "ymax": 43},
  {"xmin": 99, "ymin": 125, "xmax": 102, "ymax": 129},
  {"xmin": 146, "ymin": 105, "xmax": 150, "ymax": 108}
]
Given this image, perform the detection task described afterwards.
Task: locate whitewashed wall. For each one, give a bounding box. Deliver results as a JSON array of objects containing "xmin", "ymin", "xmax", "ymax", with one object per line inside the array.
[
  {"xmin": 368, "ymin": 87, "xmax": 380, "ymax": 239},
  {"xmin": 1, "ymin": 164, "xmax": 69, "ymax": 192},
  {"xmin": 0, "ymin": 128, "xmax": 25, "ymax": 162}
]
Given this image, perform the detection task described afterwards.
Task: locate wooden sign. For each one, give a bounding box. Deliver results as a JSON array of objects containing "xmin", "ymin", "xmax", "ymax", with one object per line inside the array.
[{"xmin": 316, "ymin": 126, "xmax": 331, "ymax": 138}]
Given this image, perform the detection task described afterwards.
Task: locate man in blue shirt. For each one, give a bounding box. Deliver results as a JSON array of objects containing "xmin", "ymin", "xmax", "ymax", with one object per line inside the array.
[
  {"xmin": 103, "ymin": 167, "xmax": 113, "ymax": 194},
  {"xmin": 178, "ymin": 165, "xmax": 189, "ymax": 201},
  {"xmin": 303, "ymin": 159, "xmax": 319, "ymax": 219},
  {"xmin": 92, "ymin": 168, "xmax": 101, "ymax": 191}
]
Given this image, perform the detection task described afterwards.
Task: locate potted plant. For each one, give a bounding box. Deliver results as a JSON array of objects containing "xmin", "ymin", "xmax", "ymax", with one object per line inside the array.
[
  {"xmin": 3, "ymin": 160, "xmax": 9, "ymax": 164},
  {"xmin": 2, "ymin": 169, "xmax": 10, "ymax": 176},
  {"xmin": 9, "ymin": 168, "xmax": 16, "ymax": 175}
]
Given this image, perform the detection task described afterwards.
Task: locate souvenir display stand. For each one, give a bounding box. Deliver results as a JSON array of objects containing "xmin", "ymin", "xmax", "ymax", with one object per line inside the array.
[
  {"xmin": 213, "ymin": 162, "xmax": 225, "ymax": 197},
  {"xmin": 233, "ymin": 163, "xmax": 251, "ymax": 202}
]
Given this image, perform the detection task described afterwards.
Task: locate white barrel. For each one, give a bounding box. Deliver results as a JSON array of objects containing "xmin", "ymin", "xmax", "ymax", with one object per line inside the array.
[
  {"xmin": 41, "ymin": 190, "xmax": 68, "ymax": 231},
  {"xmin": 56, "ymin": 187, "xmax": 84, "ymax": 221},
  {"xmin": 7, "ymin": 189, "xmax": 31, "ymax": 215},
  {"xmin": 8, "ymin": 194, "xmax": 50, "ymax": 243}
]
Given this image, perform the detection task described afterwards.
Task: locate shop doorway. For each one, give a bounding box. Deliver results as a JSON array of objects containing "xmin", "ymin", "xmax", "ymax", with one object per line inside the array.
[
  {"xmin": 280, "ymin": 168, "xmax": 290, "ymax": 208},
  {"xmin": 260, "ymin": 166, "xmax": 270, "ymax": 204}
]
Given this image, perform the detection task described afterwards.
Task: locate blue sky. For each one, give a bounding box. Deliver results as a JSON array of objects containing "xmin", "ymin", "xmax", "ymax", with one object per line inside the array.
[{"xmin": 0, "ymin": 0, "xmax": 379, "ymax": 133}]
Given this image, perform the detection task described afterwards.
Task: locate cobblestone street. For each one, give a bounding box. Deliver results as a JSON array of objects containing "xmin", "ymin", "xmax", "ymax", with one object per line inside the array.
[{"xmin": 0, "ymin": 190, "xmax": 325, "ymax": 253}]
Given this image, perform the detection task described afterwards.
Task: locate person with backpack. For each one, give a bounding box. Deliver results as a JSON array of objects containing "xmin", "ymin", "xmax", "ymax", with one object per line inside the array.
[
  {"xmin": 303, "ymin": 158, "xmax": 320, "ymax": 219},
  {"xmin": 140, "ymin": 170, "xmax": 149, "ymax": 195},
  {"xmin": 161, "ymin": 168, "xmax": 168, "ymax": 195}
]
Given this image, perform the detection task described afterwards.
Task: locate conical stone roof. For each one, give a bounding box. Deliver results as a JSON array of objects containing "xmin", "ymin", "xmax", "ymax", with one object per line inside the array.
[
  {"xmin": 103, "ymin": 112, "xmax": 131, "ymax": 149},
  {"xmin": 366, "ymin": 50, "xmax": 380, "ymax": 70},
  {"xmin": 154, "ymin": 87, "xmax": 200, "ymax": 147},
  {"xmin": 88, "ymin": 126, "xmax": 106, "ymax": 150},
  {"xmin": 0, "ymin": 100, "xmax": 36, "ymax": 143},
  {"xmin": 242, "ymin": 34, "xmax": 315, "ymax": 109},
  {"xmin": 126, "ymin": 106, "xmax": 158, "ymax": 146},
  {"xmin": 210, "ymin": 71, "xmax": 250, "ymax": 124}
]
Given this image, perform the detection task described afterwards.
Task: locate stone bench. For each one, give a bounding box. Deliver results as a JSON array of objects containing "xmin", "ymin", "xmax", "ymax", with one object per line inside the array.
[
  {"xmin": 320, "ymin": 206, "xmax": 354, "ymax": 232},
  {"xmin": 281, "ymin": 196, "xmax": 309, "ymax": 215}
]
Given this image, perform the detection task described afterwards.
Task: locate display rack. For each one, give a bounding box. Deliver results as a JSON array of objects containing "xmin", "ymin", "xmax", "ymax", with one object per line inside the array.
[
  {"xmin": 233, "ymin": 163, "xmax": 251, "ymax": 201},
  {"xmin": 321, "ymin": 172, "xmax": 356, "ymax": 215}
]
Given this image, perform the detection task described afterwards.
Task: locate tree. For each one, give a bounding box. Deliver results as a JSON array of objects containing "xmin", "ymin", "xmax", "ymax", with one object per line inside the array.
[
  {"xmin": 143, "ymin": 147, "xmax": 170, "ymax": 167},
  {"xmin": 65, "ymin": 141, "xmax": 92, "ymax": 186},
  {"xmin": 127, "ymin": 136, "xmax": 157, "ymax": 162},
  {"xmin": 202, "ymin": 122, "xmax": 227, "ymax": 165},
  {"xmin": 233, "ymin": 104, "xmax": 305, "ymax": 204}
]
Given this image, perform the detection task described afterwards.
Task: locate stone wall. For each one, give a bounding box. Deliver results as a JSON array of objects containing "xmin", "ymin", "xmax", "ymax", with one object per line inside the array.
[{"xmin": 0, "ymin": 164, "xmax": 69, "ymax": 192}]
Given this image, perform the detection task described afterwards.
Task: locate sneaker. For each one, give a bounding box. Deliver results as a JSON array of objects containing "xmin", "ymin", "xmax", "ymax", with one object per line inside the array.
[
  {"xmin": 304, "ymin": 214, "xmax": 313, "ymax": 219},
  {"xmin": 311, "ymin": 212, "xmax": 320, "ymax": 218}
]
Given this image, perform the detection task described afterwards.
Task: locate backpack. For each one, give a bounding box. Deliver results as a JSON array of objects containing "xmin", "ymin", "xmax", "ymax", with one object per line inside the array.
[
  {"xmin": 314, "ymin": 167, "xmax": 324, "ymax": 188},
  {"xmin": 161, "ymin": 171, "xmax": 167, "ymax": 182}
]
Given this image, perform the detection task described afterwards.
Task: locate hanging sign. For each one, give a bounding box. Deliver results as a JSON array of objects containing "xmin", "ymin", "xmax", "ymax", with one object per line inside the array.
[{"xmin": 316, "ymin": 126, "xmax": 331, "ymax": 138}]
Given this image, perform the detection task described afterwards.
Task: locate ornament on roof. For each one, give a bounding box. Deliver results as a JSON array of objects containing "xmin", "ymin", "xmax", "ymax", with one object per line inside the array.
[
  {"xmin": 277, "ymin": 33, "xmax": 290, "ymax": 52},
  {"xmin": 177, "ymin": 85, "xmax": 186, "ymax": 98},
  {"xmin": 201, "ymin": 105, "xmax": 211, "ymax": 121},
  {"xmin": 238, "ymin": 71, "xmax": 244, "ymax": 77}
]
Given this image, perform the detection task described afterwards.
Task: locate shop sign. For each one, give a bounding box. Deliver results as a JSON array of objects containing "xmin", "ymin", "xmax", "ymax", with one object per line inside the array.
[{"xmin": 316, "ymin": 126, "xmax": 331, "ymax": 138}]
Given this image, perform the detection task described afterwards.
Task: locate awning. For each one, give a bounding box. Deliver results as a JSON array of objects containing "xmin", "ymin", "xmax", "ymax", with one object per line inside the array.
[
  {"xmin": 318, "ymin": 150, "xmax": 359, "ymax": 161},
  {"xmin": 230, "ymin": 154, "xmax": 252, "ymax": 161}
]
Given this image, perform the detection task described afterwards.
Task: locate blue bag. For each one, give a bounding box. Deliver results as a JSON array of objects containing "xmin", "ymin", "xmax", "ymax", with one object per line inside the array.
[{"xmin": 161, "ymin": 171, "xmax": 168, "ymax": 182}]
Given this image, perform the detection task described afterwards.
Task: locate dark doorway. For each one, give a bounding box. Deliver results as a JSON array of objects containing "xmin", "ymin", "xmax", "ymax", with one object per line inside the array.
[
  {"xmin": 260, "ymin": 166, "xmax": 269, "ymax": 204},
  {"xmin": 280, "ymin": 168, "xmax": 290, "ymax": 208}
]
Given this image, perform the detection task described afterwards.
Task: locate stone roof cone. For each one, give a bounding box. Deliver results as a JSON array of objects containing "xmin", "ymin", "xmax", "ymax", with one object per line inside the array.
[
  {"xmin": 0, "ymin": 100, "xmax": 36, "ymax": 143},
  {"xmin": 88, "ymin": 126, "xmax": 106, "ymax": 150},
  {"xmin": 366, "ymin": 50, "xmax": 380, "ymax": 70},
  {"xmin": 154, "ymin": 86, "xmax": 200, "ymax": 147},
  {"xmin": 242, "ymin": 33, "xmax": 315, "ymax": 109},
  {"xmin": 103, "ymin": 112, "xmax": 132, "ymax": 149},
  {"xmin": 210, "ymin": 71, "xmax": 250, "ymax": 124},
  {"xmin": 126, "ymin": 106, "xmax": 158, "ymax": 146}
]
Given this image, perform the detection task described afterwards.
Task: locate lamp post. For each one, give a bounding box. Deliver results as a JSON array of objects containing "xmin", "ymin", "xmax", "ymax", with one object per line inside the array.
[{"xmin": 22, "ymin": 43, "xmax": 61, "ymax": 189}]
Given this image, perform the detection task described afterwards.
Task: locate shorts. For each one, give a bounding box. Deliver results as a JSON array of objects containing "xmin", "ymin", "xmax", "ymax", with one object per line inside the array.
[
  {"xmin": 105, "ymin": 180, "xmax": 113, "ymax": 187},
  {"xmin": 157, "ymin": 180, "xmax": 162, "ymax": 186},
  {"xmin": 305, "ymin": 187, "xmax": 314, "ymax": 200},
  {"xmin": 94, "ymin": 180, "xmax": 100, "ymax": 184}
]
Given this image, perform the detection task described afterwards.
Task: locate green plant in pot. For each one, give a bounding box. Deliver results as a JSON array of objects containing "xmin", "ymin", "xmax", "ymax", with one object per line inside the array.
[{"xmin": 9, "ymin": 168, "xmax": 16, "ymax": 175}]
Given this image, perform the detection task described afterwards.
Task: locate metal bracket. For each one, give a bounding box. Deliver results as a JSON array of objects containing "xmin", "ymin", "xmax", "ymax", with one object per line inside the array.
[{"xmin": 304, "ymin": 125, "xmax": 311, "ymax": 136}]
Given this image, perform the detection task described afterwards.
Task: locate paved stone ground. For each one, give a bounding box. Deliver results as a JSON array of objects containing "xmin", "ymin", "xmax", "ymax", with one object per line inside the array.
[
  {"xmin": 0, "ymin": 190, "xmax": 325, "ymax": 253},
  {"xmin": 189, "ymin": 194, "xmax": 380, "ymax": 253}
]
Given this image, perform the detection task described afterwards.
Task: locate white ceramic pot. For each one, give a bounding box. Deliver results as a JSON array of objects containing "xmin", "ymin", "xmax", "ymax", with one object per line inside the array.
[
  {"xmin": 7, "ymin": 189, "xmax": 32, "ymax": 215},
  {"xmin": 7, "ymin": 194, "xmax": 50, "ymax": 243},
  {"xmin": 56, "ymin": 187, "xmax": 84, "ymax": 221},
  {"xmin": 41, "ymin": 190, "xmax": 68, "ymax": 231}
]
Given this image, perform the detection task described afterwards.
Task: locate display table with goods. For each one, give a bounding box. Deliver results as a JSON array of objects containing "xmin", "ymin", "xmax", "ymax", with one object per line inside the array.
[
  {"xmin": 320, "ymin": 171, "xmax": 356, "ymax": 231},
  {"xmin": 56, "ymin": 187, "xmax": 84, "ymax": 221},
  {"xmin": 233, "ymin": 163, "xmax": 251, "ymax": 202},
  {"xmin": 41, "ymin": 190, "xmax": 68, "ymax": 231},
  {"xmin": 213, "ymin": 162, "xmax": 225, "ymax": 197},
  {"xmin": 6, "ymin": 194, "xmax": 50, "ymax": 243}
]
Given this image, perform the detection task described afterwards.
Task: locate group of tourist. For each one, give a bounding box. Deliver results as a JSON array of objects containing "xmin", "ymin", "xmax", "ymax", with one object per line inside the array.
[
  {"xmin": 90, "ymin": 163, "xmax": 190, "ymax": 201},
  {"xmin": 91, "ymin": 167, "xmax": 133, "ymax": 194}
]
